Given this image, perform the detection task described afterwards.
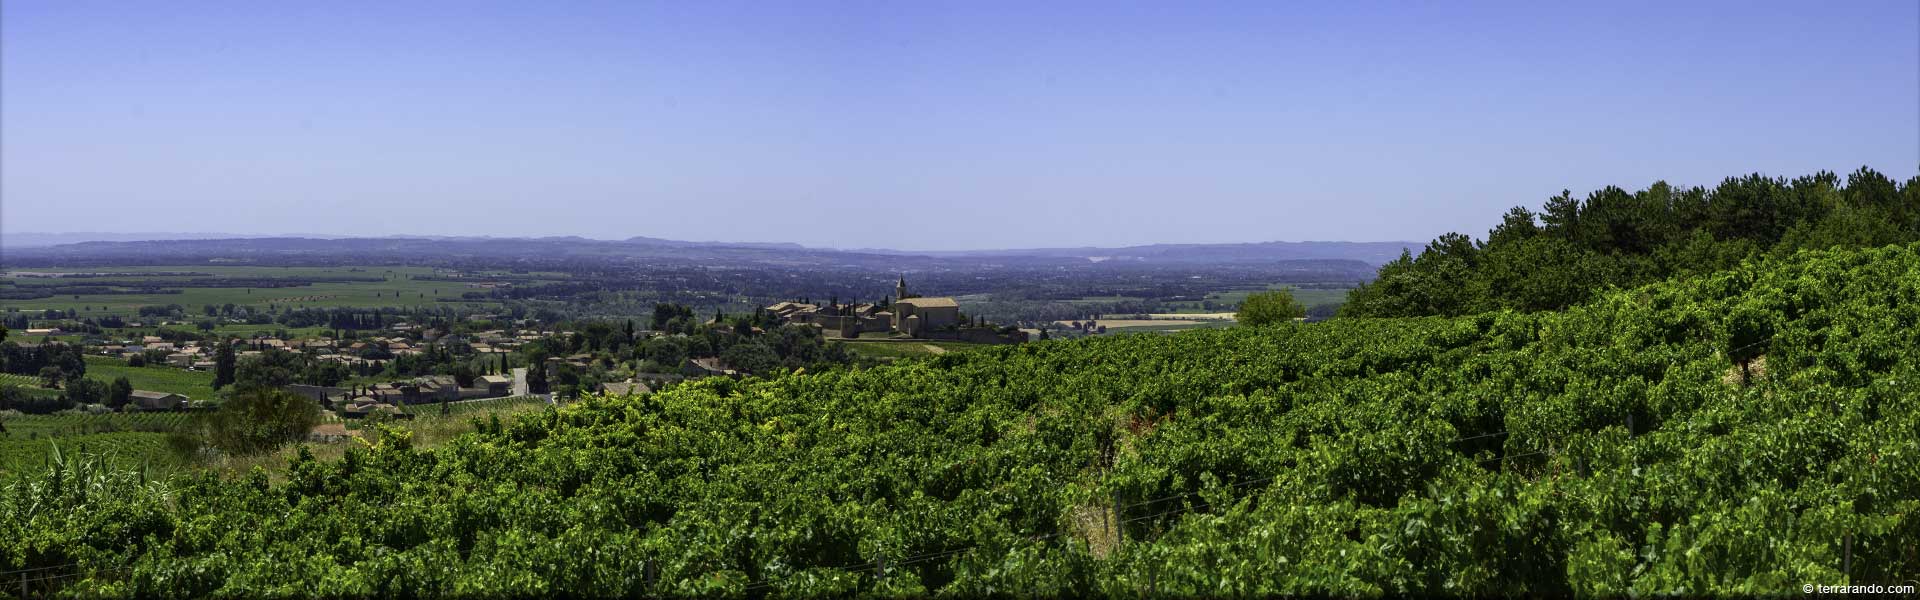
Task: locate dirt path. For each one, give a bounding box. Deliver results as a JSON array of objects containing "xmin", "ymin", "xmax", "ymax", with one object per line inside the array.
[{"xmin": 922, "ymin": 344, "xmax": 948, "ymax": 355}]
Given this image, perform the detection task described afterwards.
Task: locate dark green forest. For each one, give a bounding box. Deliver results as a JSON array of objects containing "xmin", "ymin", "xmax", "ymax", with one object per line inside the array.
[{"xmin": 1344, "ymin": 168, "xmax": 1920, "ymax": 316}]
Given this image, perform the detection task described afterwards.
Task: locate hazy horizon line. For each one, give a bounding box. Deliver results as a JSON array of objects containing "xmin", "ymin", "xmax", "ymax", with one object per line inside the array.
[{"xmin": 0, "ymin": 230, "xmax": 1423, "ymax": 253}]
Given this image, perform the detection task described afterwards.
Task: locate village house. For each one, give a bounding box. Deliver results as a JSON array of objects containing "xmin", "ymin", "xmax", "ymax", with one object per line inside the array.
[
  {"xmin": 340, "ymin": 397, "xmax": 410, "ymax": 419},
  {"xmin": 128, "ymin": 390, "xmax": 188, "ymax": 411},
  {"xmin": 478, "ymin": 374, "xmax": 514, "ymax": 396},
  {"xmin": 765, "ymin": 302, "xmax": 818, "ymax": 320},
  {"xmin": 682, "ymin": 357, "xmax": 737, "ymax": 377},
  {"xmin": 385, "ymin": 376, "xmax": 460, "ymax": 404},
  {"xmin": 364, "ymin": 383, "xmax": 402, "ymax": 402}
]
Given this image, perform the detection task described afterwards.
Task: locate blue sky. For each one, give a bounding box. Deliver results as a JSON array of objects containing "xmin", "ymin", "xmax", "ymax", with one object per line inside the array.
[{"xmin": 3, "ymin": 1, "xmax": 1915, "ymax": 250}]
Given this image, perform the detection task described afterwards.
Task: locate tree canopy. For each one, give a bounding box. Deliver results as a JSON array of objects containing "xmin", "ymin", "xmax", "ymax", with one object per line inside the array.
[
  {"xmin": 1235, "ymin": 290, "xmax": 1307, "ymax": 326},
  {"xmin": 1344, "ymin": 168, "xmax": 1920, "ymax": 317}
]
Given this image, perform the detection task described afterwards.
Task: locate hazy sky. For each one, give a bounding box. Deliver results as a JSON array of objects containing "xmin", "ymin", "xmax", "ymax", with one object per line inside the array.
[{"xmin": 3, "ymin": 1, "xmax": 1916, "ymax": 250}]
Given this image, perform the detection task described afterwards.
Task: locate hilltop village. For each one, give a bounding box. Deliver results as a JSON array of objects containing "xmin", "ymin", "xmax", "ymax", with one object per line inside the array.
[{"xmin": 763, "ymin": 277, "xmax": 1027, "ymax": 344}]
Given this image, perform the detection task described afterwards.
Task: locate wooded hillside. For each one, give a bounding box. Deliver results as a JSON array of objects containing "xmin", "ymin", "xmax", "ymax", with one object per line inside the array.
[{"xmin": 1344, "ymin": 168, "xmax": 1920, "ymax": 317}]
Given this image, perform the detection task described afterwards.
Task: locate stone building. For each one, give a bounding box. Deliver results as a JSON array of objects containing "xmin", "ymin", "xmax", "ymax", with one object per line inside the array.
[{"xmin": 890, "ymin": 277, "xmax": 961, "ymax": 337}]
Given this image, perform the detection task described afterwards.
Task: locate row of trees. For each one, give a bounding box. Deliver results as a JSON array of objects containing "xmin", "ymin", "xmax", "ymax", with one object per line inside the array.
[
  {"xmin": 1344, "ymin": 167, "xmax": 1920, "ymax": 317},
  {"xmin": 0, "ymin": 376, "xmax": 138, "ymax": 414},
  {"xmin": 0, "ymin": 341, "xmax": 87, "ymax": 382}
]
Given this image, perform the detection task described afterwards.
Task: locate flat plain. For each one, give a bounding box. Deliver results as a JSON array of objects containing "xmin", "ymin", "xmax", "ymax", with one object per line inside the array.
[{"xmin": 1, "ymin": 265, "xmax": 568, "ymax": 318}]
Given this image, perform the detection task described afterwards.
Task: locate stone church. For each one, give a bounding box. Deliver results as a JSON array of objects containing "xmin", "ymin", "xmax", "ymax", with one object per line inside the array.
[{"xmin": 890, "ymin": 277, "xmax": 961, "ymax": 337}]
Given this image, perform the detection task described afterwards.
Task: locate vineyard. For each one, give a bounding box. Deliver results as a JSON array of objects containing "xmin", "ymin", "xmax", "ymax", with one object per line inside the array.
[
  {"xmin": 0, "ymin": 413, "xmax": 202, "ymax": 476},
  {"xmin": 80, "ymin": 356, "xmax": 217, "ymax": 400},
  {"xmin": 4, "ymin": 243, "xmax": 1919, "ymax": 596},
  {"xmin": 0, "ymin": 432, "xmax": 183, "ymax": 474},
  {"xmin": 0, "ymin": 412, "xmax": 200, "ymax": 439}
]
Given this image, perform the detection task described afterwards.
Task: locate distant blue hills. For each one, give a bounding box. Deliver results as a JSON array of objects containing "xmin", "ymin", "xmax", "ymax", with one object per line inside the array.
[{"xmin": 1, "ymin": 233, "xmax": 1415, "ymax": 268}]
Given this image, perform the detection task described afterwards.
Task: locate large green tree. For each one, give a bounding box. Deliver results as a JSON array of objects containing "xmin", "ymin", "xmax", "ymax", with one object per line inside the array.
[
  {"xmin": 213, "ymin": 341, "xmax": 237, "ymax": 389},
  {"xmin": 107, "ymin": 376, "xmax": 134, "ymax": 409},
  {"xmin": 1235, "ymin": 290, "xmax": 1308, "ymax": 326}
]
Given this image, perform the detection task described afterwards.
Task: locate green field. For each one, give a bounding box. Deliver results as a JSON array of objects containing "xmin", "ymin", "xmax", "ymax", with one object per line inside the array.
[
  {"xmin": 82, "ymin": 356, "xmax": 217, "ymax": 400},
  {"xmin": 0, "ymin": 407, "xmax": 206, "ymax": 477},
  {"xmin": 1063, "ymin": 285, "xmax": 1353, "ymax": 315},
  {"xmin": 4, "ymin": 359, "xmax": 216, "ymax": 402},
  {"xmin": 0, "ymin": 412, "xmax": 201, "ymax": 439},
  {"xmin": 1197, "ymin": 285, "xmax": 1352, "ymax": 309},
  {"xmin": 0, "ymin": 395, "xmax": 552, "ymax": 479},
  {"xmin": 0, "ymin": 431, "xmax": 186, "ymax": 475},
  {"xmin": 151, "ymin": 323, "xmax": 335, "ymax": 339},
  {"xmin": 1, "ymin": 265, "xmax": 565, "ymax": 319}
]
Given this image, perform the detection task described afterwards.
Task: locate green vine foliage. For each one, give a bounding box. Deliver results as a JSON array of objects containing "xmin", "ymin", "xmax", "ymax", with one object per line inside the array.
[{"xmin": 5, "ymin": 244, "xmax": 1919, "ymax": 597}]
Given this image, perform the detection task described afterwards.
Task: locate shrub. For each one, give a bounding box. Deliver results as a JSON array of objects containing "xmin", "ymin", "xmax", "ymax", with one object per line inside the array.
[{"xmin": 204, "ymin": 387, "xmax": 321, "ymax": 456}]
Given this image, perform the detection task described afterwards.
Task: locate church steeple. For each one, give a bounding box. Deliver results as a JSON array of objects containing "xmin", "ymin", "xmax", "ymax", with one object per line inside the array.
[{"xmin": 896, "ymin": 276, "xmax": 908, "ymax": 301}]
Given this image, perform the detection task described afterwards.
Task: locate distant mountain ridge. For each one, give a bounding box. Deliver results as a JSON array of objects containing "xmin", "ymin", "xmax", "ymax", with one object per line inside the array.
[
  {"xmin": 0, "ymin": 232, "xmax": 292, "ymax": 247},
  {"xmin": 3, "ymin": 234, "xmax": 1415, "ymax": 266},
  {"xmin": 881, "ymin": 241, "xmax": 1415, "ymax": 265}
]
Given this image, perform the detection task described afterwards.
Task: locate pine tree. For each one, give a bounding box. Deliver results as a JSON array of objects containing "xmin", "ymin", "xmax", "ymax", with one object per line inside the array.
[{"xmin": 213, "ymin": 341, "xmax": 237, "ymax": 390}]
